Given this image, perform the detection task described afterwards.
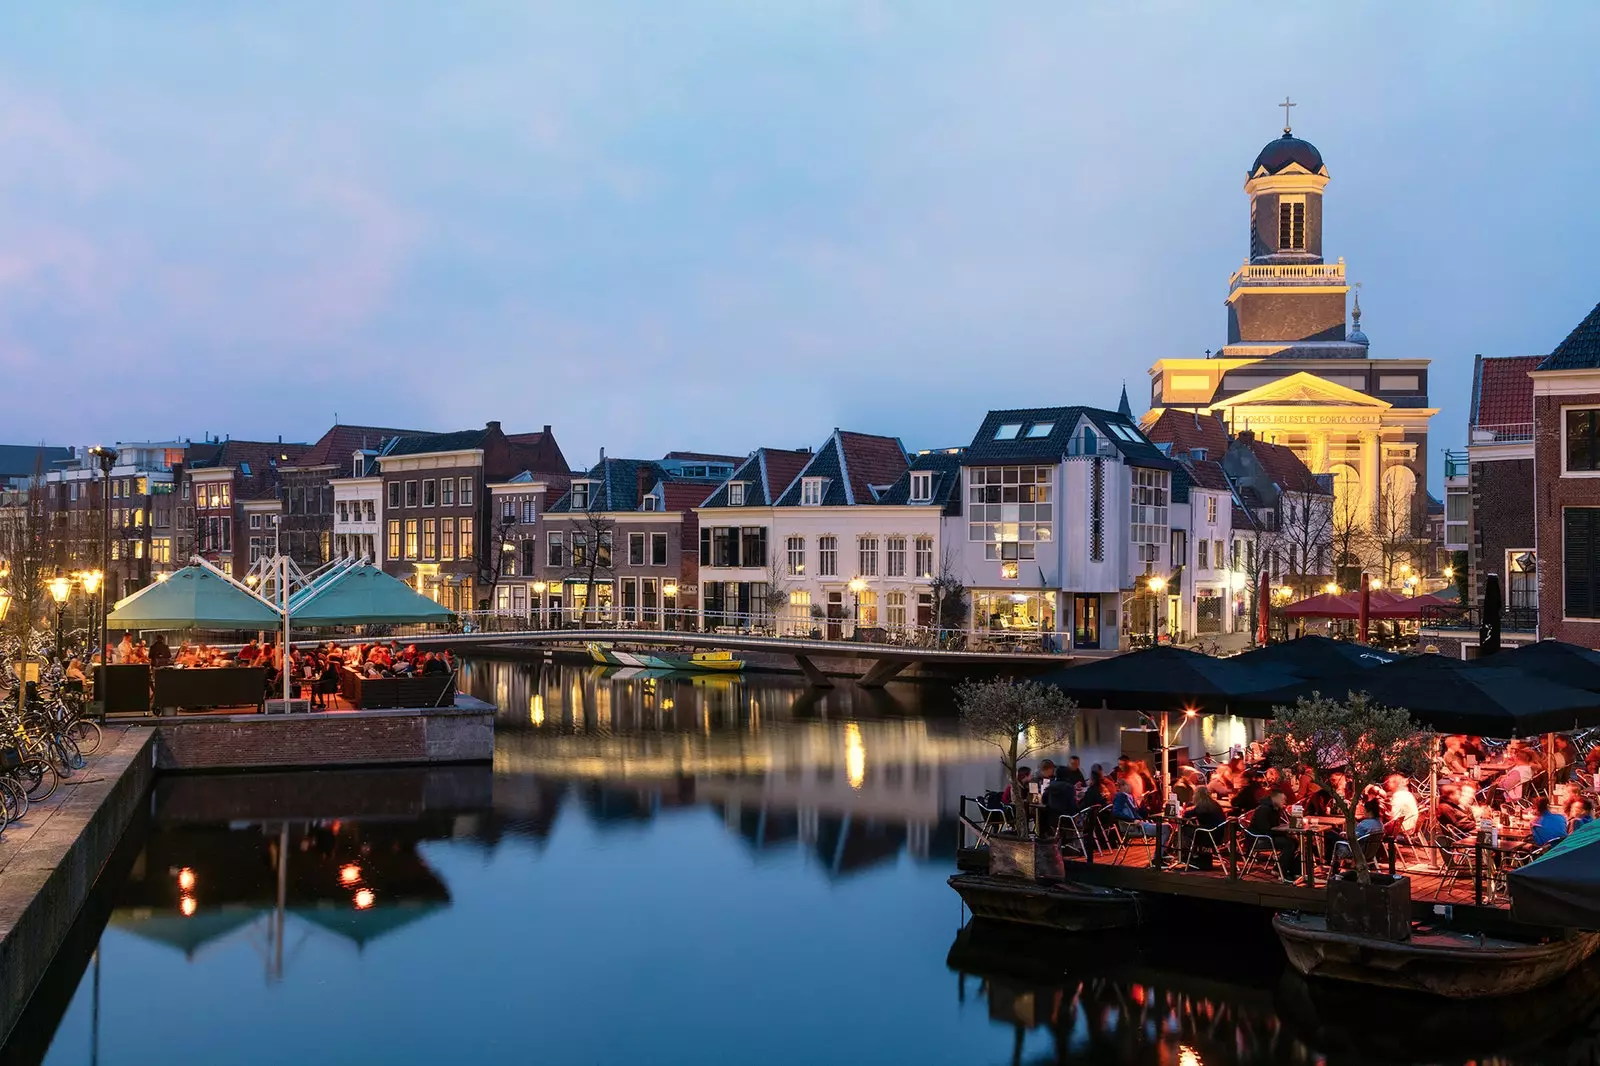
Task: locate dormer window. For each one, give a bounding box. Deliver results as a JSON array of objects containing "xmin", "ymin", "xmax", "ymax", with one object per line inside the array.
[
  {"xmin": 1279, "ymin": 196, "xmax": 1306, "ymax": 251},
  {"xmin": 800, "ymin": 477, "xmax": 826, "ymax": 506},
  {"xmin": 571, "ymin": 482, "xmax": 591, "ymax": 510},
  {"xmin": 642, "ymin": 493, "xmax": 659, "ymax": 512},
  {"xmin": 910, "ymin": 471, "xmax": 932, "ymax": 502},
  {"xmin": 728, "ymin": 482, "xmax": 746, "ymax": 507},
  {"xmin": 1190, "ymin": 447, "xmax": 1208, "ymax": 462},
  {"xmin": 994, "ymin": 423, "xmax": 1022, "ymax": 441},
  {"xmin": 1025, "ymin": 423, "xmax": 1054, "ymax": 439}
]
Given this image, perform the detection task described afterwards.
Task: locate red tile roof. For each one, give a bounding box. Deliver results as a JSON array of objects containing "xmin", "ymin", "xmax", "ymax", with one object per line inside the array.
[
  {"xmin": 760, "ymin": 449, "xmax": 813, "ymax": 503},
  {"xmin": 295, "ymin": 424, "xmax": 425, "ymax": 471},
  {"xmin": 1142, "ymin": 409, "xmax": 1229, "ymax": 458},
  {"xmin": 206, "ymin": 439, "xmax": 311, "ymax": 499},
  {"xmin": 1179, "ymin": 457, "xmax": 1232, "ymax": 492},
  {"xmin": 1244, "ymin": 435, "xmax": 1326, "ymax": 495},
  {"xmin": 837, "ymin": 431, "xmax": 908, "ymax": 503},
  {"xmin": 660, "ymin": 481, "xmax": 715, "ymax": 514},
  {"xmin": 1470, "ymin": 355, "xmax": 1541, "ymax": 432}
]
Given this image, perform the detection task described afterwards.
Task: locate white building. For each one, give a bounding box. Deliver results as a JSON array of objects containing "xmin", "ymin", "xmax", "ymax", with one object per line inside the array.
[
  {"xmin": 330, "ymin": 447, "xmax": 386, "ymax": 564},
  {"xmin": 694, "ymin": 434, "xmax": 962, "ymax": 636}
]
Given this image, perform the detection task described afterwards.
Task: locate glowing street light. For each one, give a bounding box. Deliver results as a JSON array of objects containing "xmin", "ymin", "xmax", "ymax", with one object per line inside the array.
[{"xmin": 1323, "ymin": 582, "xmax": 1340, "ymax": 595}]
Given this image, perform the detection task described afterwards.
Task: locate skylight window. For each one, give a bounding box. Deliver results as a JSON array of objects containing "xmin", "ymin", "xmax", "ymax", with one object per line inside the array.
[
  {"xmin": 1025, "ymin": 423, "xmax": 1054, "ymax": 439},
  {"xmin": 1109, "ymin": 424, "xmax": 1142, "ymax": 443},
  {"xmin": 994, "ymin": 423, "xmax": 1022, "ymax": 440}
]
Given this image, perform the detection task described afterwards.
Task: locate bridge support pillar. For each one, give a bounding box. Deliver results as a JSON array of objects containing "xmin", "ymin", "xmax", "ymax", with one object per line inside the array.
[
  {"xmin": 793, "ymin": 654, "xmax": 834, "ymax": 688},
  {"xmin": 857, "ymin": 658, "xmax": 909, "ymax": 688}
]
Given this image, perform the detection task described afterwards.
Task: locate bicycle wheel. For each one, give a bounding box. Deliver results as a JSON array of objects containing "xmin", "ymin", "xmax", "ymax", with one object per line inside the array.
[
  {"xmin": 66, "ymin": 718, "xmax": 102, "ymax": 756},
  {"xmin": 0, "ymin": 776, "xmax": 21, "ymax": 824},
  {"xmin": 20, "ymin": 759, "xmax": 57, "ymax": 802},
  {"xmin": 52, "ymin": 735, "xmax": 84, "ymax": 774}
]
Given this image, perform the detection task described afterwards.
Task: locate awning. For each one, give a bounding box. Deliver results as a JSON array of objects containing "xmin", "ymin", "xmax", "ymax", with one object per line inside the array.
[
  {"xmin": 288, "ymin": 564, "xmax": 456, "ymax": 627},
  {"xmin": 1509, "ymin": 819, "xmax": 1600, "ymax": 929},
  {"xmin": 1038, "ymin": 646, "xmax": 1298, "ymax": 714},
  {"xmin": 107, "ymin": 565, "xmax": 281, "ymax": 631},
  {"xmin": 1281, "ymin": 592, "xmax": 1361, "ymax": 619}
]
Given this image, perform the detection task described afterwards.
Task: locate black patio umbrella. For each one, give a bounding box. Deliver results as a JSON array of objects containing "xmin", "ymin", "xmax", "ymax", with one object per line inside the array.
[
  {"xmin": 1237, "ymin": 653, "xmax": 1600, "ymax": 736},
  {"xmin": 1508, "ymin": 819, "xmax": 1600, "ymax": 928},
  {"xmin": 1228, "ymin": 635, "xmax": 1398, "ymax": 680},
  {"xmin": 1038, "ymin": 646, "xmax": 1298, "ymax": 714},
  {"xmin": 1488, "ymin": 640, "xmax": 1600, "ymax": 694}
]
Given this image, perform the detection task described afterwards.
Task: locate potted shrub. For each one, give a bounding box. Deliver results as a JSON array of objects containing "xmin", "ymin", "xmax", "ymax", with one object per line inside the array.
[
  {"xmin": 1266, "ymin": 692, "xmax": 1433, "ymax": 942},
  {"xmin": 957, "ymin": 677, "xmax": 1079, "ymax": 882}
]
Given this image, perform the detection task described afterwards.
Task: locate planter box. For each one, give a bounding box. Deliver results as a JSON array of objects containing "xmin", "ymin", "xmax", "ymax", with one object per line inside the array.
[
  {"xmin": 1326, "ymin": 873, "xmax": 1411, "ymax": 942},
  {"xmin": 988, "ymin": 835, "xmax": 1065, "ymax": 883},
  {"xmin": 339, "ymin": 669, "xmax": 456, "ymax": 709}
]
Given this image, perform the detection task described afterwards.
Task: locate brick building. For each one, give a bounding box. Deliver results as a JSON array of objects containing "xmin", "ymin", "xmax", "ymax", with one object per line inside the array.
[
  {"xmin": 43, "ymin": 441, "xmax": 187, "ymax": 597},
  {"xmin": 1531, "ymin": 300, "xmax": 1600, "ymax": 645},
  {"xmin": 278, "ymin": 424, "xmax": 424, "ymax": 571},
  {"xmin": 1464, "ymin": 355, "xmax": 1541, "ymax": 625},
  {"xmin": 182, "ymin": 439, "xmax": 310, "ymax": 577},
  {"xmin": 377, "ymin": 423, "xmax": 568, "ymax": 611}
]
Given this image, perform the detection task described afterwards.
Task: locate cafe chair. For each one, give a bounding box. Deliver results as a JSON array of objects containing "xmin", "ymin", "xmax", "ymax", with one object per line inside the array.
[
  {"xmin": 1056, "ymin": 807, "xmax": 1098, "ymax": 859},
  {"xmin": 1182, "ymin": 821, "xmax": 1229, "ymax": 871},
  {"xmin": 1239, "ymin": 827, "xmax": 1287, "ymax": 881}
]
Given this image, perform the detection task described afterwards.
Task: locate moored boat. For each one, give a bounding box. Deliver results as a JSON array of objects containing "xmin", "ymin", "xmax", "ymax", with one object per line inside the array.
[
  {"xmin": 948, "ymin": 873, "xmax": 1140, "ymax": 933},
  {"xmin": 587, "ymin": 642, "xmax": 745, "ymax": 672},
  {"xmin": 1272, "ymin": 912, "xmax": 1600, "ymax": 998}
]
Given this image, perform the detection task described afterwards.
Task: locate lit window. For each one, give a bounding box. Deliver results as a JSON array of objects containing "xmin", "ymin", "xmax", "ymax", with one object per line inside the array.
[
  {"xmin": 1025, "ymin": 423, "xmax": 1054, "ymax": 439},
  {"xmin": 993, "ymin": 423, "xmax": 1022, "ymax": 440}
]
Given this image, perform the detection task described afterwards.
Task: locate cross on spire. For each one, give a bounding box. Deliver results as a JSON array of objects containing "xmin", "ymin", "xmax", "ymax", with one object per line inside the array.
[{"xmin": 1280, "ymin": 96, "xmax": 1296, "ymax": 134}]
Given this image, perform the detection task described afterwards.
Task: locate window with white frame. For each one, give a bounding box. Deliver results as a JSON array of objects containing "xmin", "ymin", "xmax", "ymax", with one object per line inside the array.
[
  {"xmin": 968, "ymin": 466, "xmax": 1054, "ymax": 561},
  {"xmin": 887, "ymin": 590, "xmax": 906, "ymax": 629},
  {"xmin": 914, "ymin": 536, "xmax": 934, "ymax": 578},
  {"xmin": 441, "ymin": 479, "xmax": 455, "ymax": 506},
  {"xmin": 548, "ymin": 531, "xmax": 565, "ymax": 568},
  {"xmin": 642, "ymin": 494, "xmax": 659, "ymax": 511},
  {"xmin": 423, "ymin": 479, "xmax": 437, "ymax": 507},
  {"xmin": 1130, "ymin": 467, "xmax": 1170, "ymax": 548},
  {"xmin": 459, "ymin": 478, "xmax": 473, "ymax": 506},
  {"xmin": 1565, "ymin": 409, "xmax": 1600, "ymax": 473},
  {"xmin": 522, "ymin": 498, "xmax": 537, "ymax": 524},
  {"xmin": 786, "ymin": 535, "xmax": 805, "ymax": 575},
  {"xmin": 571, "ymin": 482, "xmax": 591, "ymax": 510},
  {"xmin": 858, "ymin": 536, "xmax": 879, "ymax": 577},
  {"xmin": 1198, "ymin": 540, "xmax": 1209, "ymax": 570},
  {"xmin": 728, "ymin": 482, "xmax": 746, "ymax": 507},
  {"xmin": 1206, "ymin": 496, "xmax": 1217, "ymax": 525},
  {"xmin": 337, "ymin": 501, "xmax": 349, "ymax": 523},
  {"xmin": 818, "ymin": 535, "xmax": 838, "ymax": 577},
  {"xmin": 910, "ymin": 472, "xmax": 932, "ymax": 502},
  {"xmin": 650, "ymin": 532, "xmax": 668, "ymax": 565},
  {"xmin": 629, "ymin": 532, "xmax": 646, "ymax": 565},
  {"xmin": 886, "ymin": 536, "xmax": 906, "ymax": 577},
  {"xmin": 800, "ymin": 478, "xmax": 826, "ymax": 506},
  {"xmin": 405, "ymin": 481, "xmax": 418, "ymax": 507}
]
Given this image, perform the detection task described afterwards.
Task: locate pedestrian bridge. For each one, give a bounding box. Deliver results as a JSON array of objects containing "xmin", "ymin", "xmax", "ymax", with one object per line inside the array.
[{"xmin": 410, "ymin": 628, "xmax": 1075, "ymax": 687}]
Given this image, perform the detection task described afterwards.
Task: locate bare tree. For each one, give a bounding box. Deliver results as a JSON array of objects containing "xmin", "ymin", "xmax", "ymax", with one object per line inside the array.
[
  {"xmin": 476, "ymin": 513, "xmax": 520, "ymax": 612},
  {"xmin": 763, "ymin": 556, "xmax": 793, "ymax": 634},
  {"xmin": 1371, "ymin": 486, "xmax": 1426, "ymax": 585},
  {"xmin": 1265, "ymin": 693, "xmax": 1433, "ymax": 883},
  {"xmin": 563, "ymin": 507, "xmax": 616, "ymax": 625},
  {"xmin": 0, "ymin": 469, "xmax": 53, "ymax": 664},
  {"xmin": 930, "ymin": 549, "xmax": 969, "ymax": 637},
  {"xmin": 1330, "ymin": 490, "xmax": 1369, "ymax": 588},
  {"xmin": 1263, "ymin": 475, "xmax": 1334, "ymax": 599},
  {"xmin": 957, "ymin": 677, "xmax": 1079, "ymax": 831}
]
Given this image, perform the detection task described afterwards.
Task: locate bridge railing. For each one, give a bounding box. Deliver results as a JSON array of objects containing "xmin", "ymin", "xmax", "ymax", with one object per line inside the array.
[{"xmin": 375, "ymin": 607, "xmax": 1087, "ymax": 655}]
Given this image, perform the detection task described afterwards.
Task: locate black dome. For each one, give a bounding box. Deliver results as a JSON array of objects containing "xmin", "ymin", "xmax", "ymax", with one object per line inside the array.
[{"xmin": 1250, "ymin": 133, "xmax": 1324, "ymax": 176}]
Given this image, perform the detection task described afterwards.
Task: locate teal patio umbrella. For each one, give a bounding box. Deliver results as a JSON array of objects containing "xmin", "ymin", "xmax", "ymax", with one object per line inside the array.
[
  {"xmin": 107, "ymin": 565, "xmax": 280, "ymax": 631},
  {"xmin": 287, "ymin": 564, "xmax": 455, "ymax": 627}
]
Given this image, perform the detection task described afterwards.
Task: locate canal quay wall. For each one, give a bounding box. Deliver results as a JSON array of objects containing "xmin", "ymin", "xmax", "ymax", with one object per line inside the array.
[
  {"xmin": 0, "ymin": 729, "xmax": 156, "ymax": 1046},
  {"xmin": 135, "ymin": 702, "xmax": 496, "ymax": 771}
]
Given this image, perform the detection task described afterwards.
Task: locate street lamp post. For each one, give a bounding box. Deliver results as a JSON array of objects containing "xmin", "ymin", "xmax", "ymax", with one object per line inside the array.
[
  {"xmin": 847, "ymin": 577, "xmax": 868, "ymax": 637},
  {"xmin": 88, "ymin": 445, "xmax": 118, "ymax": 695},
  {"xmin": 663, "ymin": 582, "xmax": 679, "ymax": 631},
  {"xmin": 531, "ymin": 580, "xmax": 547, "ymax": 629},
  {"xmin": 1145, "ymin": 575, "xmax": 1166, "ymax": 644},
  {"xmin": 49, "ymin": 571, "xmax": 70, "ymax": 663}
]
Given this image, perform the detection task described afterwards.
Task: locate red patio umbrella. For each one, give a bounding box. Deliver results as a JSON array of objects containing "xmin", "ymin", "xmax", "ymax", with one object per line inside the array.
[{"xmin": 1281, "ymin": 592, "xmax": 1360, "ymax": 619}]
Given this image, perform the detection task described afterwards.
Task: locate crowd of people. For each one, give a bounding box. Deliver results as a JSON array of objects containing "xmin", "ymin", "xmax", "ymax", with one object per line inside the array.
[{"xmin": 989, "ymin": 730, "xmax": 1600, "ymax": 886}]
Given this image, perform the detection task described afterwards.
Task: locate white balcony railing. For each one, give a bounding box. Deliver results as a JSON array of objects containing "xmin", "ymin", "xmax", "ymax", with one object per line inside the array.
[{"xmin": 1228, "ymin": 259, "xmax": 1346, "ymax": 292}]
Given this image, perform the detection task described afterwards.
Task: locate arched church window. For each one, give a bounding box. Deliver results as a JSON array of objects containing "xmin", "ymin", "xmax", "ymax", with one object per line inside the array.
[{"xmin": 1380, "ymin": 466, "xmax": 1417, "ymax": 529}]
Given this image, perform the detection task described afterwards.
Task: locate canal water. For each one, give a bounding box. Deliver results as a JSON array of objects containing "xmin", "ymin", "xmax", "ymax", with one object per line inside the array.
[{"xmin": 13, "ymin": 658, "xmax": 1600, "ymax": 1066}]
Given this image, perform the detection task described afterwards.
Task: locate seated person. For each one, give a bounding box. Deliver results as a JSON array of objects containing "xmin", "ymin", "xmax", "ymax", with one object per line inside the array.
[
  {"xmin": 1435, "ymin": 783, "xmax": 1479, "ymax": 836},
  {"xmin": 1496, "ymin": 750, "xmax": 1536, "ymax": 803},
  {"xmin": 1246, "ymin": 789, "xmax": 1300, "ymax": 879},
  {"xmin": 1442, "ymin": 734, "xmax": 1470, "ymax": 776},
  {"xmin": 1569, "ymin": 798, "xmax": 1595, "ymax": 829},
  {"xmin": 421, "ymin": 653, "xmax": 450, "ymax": 676},
  {"xmin": 1112, "ymin": 781, "xmax": 1172, "ymax": 850},
  {"xmin": 1000, "ymin": 766, "xmax": 1032, "ymax": 806},
  {"xmin": 1230, "ymin": 772, "xmax": 1267, "ymax": 818},
  {"xmin": 1383, "ymin": 773, "xmax": 1420, "ymax": 838},
  {"xmin": 1532, "ymin": 797, "xmax": 1570, "ymax": 846}
]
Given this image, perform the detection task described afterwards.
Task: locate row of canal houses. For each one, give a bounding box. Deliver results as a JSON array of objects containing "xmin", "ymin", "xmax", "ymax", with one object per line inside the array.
[{"xmin": 324, "ymin": 392, "xmax": 1319, "ymax": 652}]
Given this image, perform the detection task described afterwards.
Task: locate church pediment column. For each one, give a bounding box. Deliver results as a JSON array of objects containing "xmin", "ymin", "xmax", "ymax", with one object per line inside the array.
[{"xmin": 1359, "ymin": 431, "xmax": 1380, "ymax": 526}]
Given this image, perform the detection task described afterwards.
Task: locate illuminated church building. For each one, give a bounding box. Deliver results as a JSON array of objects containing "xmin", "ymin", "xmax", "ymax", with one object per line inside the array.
[{"xmin": 1145, "ymin": 112, "xmax": 1437, "ymax": 534}]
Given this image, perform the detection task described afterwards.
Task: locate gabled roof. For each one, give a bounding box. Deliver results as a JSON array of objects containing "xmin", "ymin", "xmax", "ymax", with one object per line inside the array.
[
  {"xmin": 546, "ymin": 457, "xmax": 663, "ymax": 513},
  {"xmin": 1141, "ymin": 409, "xmax": 1230, "ymax": 459},
  {"xmin": 1469, "ymin": 354, "xmax": 1541, "ymax": 432},
  {"xmin": 773, "ymin": 430, "xmax": 910, "ymax": 507},
  {"xmin": 1537, "ymin": 300, "xmax": 1600, "ymax": 371},
  {"xmin": 700, "ymin": 448, "xmax": 812, "ymax": 508},
  {"xmin": 873, "ymin": 449, "xmax": 966, "ymax": 511},
  {"xmin": 964, "ymin": 406, "xmax": 1173, "ymax": 468},
  {"xmin": 293, "ymin": 425, "xmax": 427, "ymax": 472},
  {"xmin": 1238, "ymin": 433, "xmax": 1328, "ymax": 495},
  {"xmin": 1173, "ymin": 455, "xmax": 1232, "ymax": 500},
  {"xmin": 189, "ymin": 439, "xmax": 311, "ymax": 499}
]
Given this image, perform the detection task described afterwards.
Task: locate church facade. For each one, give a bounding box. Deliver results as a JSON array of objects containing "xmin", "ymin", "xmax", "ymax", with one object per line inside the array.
[{"xmin": 1145, "ymin": 121, "xmax": 1437, "ymax": 552}]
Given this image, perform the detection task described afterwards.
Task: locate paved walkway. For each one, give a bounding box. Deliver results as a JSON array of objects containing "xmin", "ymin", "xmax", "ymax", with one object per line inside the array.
[{"xmin": 0, "ymin": 727, "xmax": 141, "ymax": 880}]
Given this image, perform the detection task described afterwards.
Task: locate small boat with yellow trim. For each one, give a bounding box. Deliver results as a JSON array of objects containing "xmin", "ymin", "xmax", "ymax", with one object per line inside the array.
[{"xmin": 587, "ymin": 642, "xmax": 745, "ymax": 673}]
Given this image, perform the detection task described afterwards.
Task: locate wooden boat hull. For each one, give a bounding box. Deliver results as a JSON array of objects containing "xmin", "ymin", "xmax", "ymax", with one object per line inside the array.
[
  {"xmin": 587, "ymin": 643, "xmax": 744, "ymax": 672},
  {"xmin": 948, "ymin": 874, "xmax": 1139, "ymax": 933},
  {"xmin": 1273, "ymin": 912, "xmax": 1600, "ymax": 998}
]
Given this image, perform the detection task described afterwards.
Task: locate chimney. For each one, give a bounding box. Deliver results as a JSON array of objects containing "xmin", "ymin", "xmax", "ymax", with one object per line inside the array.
[
  {"xmin": 486, "ymin": 420, "xmax": 501, "ymax": 433},
  {"xmin": 1237, "ymin": 429, "xmax": 1255, "ymax": 444},
  {"xmin": 543, "ymin": 424, "xmax": 551, "ymax": 435},
  {"xmin": 599, "ymin": 446, "xmax": 606, "ymax": 463}
]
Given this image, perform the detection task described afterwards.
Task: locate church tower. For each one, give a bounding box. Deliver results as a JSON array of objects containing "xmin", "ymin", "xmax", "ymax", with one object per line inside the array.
[{"xmin": 1225, "ymin": 103, "xmax": 1354, "ymax": 352}]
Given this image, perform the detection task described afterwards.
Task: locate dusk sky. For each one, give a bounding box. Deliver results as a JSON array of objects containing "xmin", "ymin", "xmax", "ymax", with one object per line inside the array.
[{"xmin": 4, "ymin": 3, "xmax": 1598, "ymax": 490}]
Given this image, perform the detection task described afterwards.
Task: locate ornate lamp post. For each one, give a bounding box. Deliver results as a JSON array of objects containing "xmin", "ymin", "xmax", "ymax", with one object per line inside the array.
[
  {"xmin": 1145, "ymin": 574, "xmax": 1166, "ymax": 643},
  {"xmin": 88, "ymin": 445, "xmax": 118, "ymax": 689},
  {"xmin": 49, "ymin": 571, "xmax": 70, "ymax": 663},
  {"xmin": 848, "ymin": 577, "xmax": 868, "ymax": 636},
  {"xmin": 663, "ymin": 581, "xmax": 679, "ymax": 631},
  {"xmin": 531, "ymin": 580, "xmax": 547, "ymax": 629}
]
